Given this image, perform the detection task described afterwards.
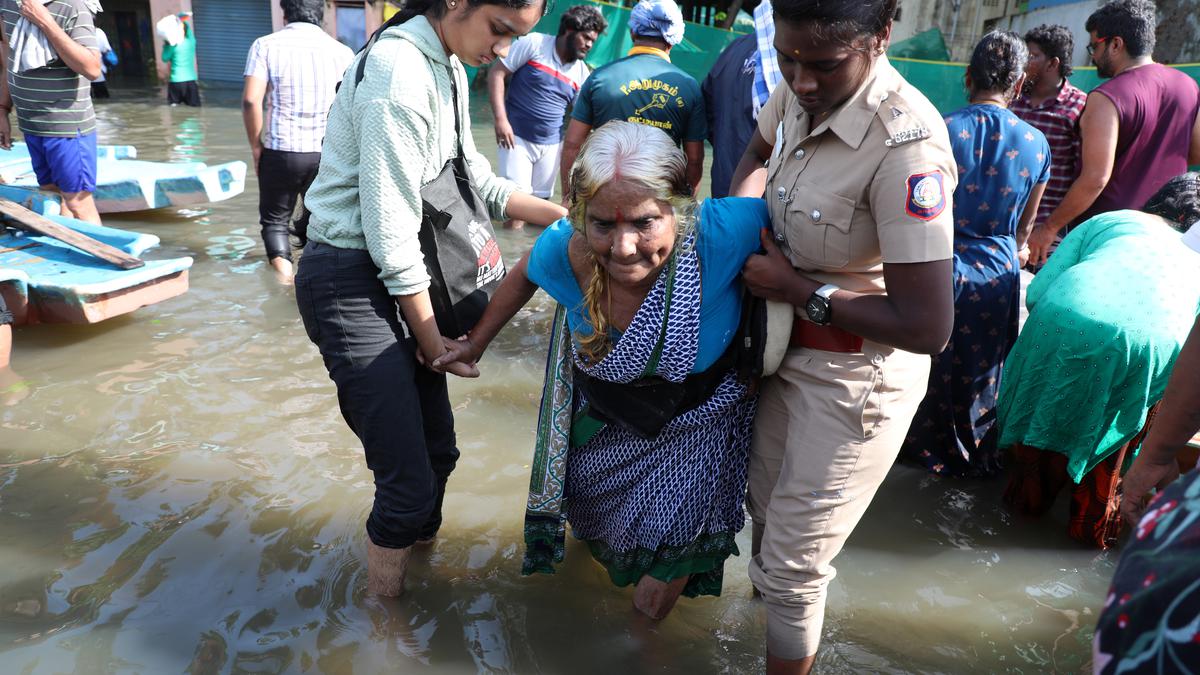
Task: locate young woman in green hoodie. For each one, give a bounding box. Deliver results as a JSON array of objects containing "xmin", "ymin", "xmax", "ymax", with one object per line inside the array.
[{"xmin": 296, "ymin": 0, "xmax": 565, "ymax": 597}]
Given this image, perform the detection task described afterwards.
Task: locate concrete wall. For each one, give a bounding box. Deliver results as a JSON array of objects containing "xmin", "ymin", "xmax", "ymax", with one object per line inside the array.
[
  {"xmin": 1001, "ymin": 0, "xmax": 1200, "ymax": 66},
  {"xmin": 894, "ymin": 0, "xmax": 1028, "ymax": 62},
  {"xmin": 999, "ymin": 0, "xmax": 1102, "ymax": 67},
  {"xmin": 1155, "ymin": 0, "xmax": 1200, "ymax": 64}
]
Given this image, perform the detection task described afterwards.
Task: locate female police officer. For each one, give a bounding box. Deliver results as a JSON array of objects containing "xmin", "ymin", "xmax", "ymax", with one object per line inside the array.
[{"xmin": 729, "ymin": 0, "xmax": 955, "ymax": 671}]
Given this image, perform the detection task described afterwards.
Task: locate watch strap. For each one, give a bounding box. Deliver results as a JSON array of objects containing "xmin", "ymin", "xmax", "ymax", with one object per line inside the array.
[{"xmin": 815, "ymin": 283, "xmax": 839, "ymax": 300}]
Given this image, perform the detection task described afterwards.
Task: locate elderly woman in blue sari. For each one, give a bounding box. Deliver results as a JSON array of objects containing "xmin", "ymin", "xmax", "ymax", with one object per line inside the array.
[{"xmin": 435, "ymin": 121, "xmax": 767, "ymax": 619}]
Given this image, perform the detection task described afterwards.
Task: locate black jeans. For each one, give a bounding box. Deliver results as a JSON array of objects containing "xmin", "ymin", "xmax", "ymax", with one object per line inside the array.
[
  {"xmin": 295, "ymin": 242, "xmax": 459, "ymax": 548},
  {"xmin": 258, "ymin": 148, "xmax": 321, "ymax": 262}
]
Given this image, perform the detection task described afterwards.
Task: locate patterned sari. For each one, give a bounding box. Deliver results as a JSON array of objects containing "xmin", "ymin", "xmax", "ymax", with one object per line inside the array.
[{"xmin": 523, "ymin": 236, "xmax": 756, "ymax": 597}]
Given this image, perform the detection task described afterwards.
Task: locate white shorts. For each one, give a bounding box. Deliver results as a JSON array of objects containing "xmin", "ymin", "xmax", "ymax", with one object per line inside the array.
[{"xmin": 497, "ymin": 135, "xmax": 561, "ymax": 200}]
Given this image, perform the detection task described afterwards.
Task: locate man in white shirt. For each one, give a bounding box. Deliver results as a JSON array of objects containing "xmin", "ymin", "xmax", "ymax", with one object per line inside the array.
[
  {"xmin": 487, "ymin": 4, "xmax": 605, "ymax": 229},
  {"xmin": 242, "ymin": 0, "xmax": 353, "ymax": 282}
]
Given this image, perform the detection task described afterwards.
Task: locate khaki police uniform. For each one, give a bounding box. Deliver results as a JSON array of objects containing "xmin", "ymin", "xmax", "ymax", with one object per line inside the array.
[{"xmin": 747, "ymin": 57, "xmax": 956, "ymax": 660}]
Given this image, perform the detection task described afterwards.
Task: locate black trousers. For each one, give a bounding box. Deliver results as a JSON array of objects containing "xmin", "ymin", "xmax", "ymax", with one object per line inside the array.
[
  {"xmin": 258, "ymin": 148, "xmax": 321, "ymax": 262},
  {"xmin": 166, "ymin": 80, "xmax": 201, "ymax": 106},
  {"xmin": 295, "ymin": 242, "xmax": 459, "ymax": 548}
]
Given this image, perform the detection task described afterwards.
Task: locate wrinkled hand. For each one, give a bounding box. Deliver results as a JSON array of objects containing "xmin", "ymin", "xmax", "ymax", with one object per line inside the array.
[
  {"xmin": 1018, "ymin": 246, "xmax": 1030, "ymax": 269},
  {"xmin": 495, "ymin": 119, "xmax": 515, "ymax": 149},
  {"xmin": 0, "ymin": 114, "xmax": 11, "ymax": 151},
  {"xmin": 1026, "ymin": 225, "xmax": 1057, "ymax": 267},
  {"xmin": 18, "ymin": 0, "xmax": 53, "ymax": 28},
  {"xmin": 742, "ymin": 228, "xmax": 803, "ymax": 305},
  {"xmin": 1120, "ymin": 452, "xmax": 1181, "ymax": 529},
  {"xmin": 430, "ymin": 336, "xmax": 482, "ymax": 378}
]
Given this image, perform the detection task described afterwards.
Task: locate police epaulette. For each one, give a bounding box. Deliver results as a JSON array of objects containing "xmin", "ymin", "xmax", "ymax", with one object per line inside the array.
[{"xmin": 878, "ymin": 93, "xmax": 931, "ymax": 148}]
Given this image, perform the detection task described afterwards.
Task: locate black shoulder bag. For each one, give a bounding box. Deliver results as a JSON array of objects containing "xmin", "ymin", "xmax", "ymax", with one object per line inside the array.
[{"xmin": 354, "ymin": 18, "xmax": 506, "ymax": 338}]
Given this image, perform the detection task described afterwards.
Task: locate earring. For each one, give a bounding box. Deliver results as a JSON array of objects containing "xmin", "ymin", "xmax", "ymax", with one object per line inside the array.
[{"xmin": 449, "ymin": 1, "xmax": 457, "ymax": 6}]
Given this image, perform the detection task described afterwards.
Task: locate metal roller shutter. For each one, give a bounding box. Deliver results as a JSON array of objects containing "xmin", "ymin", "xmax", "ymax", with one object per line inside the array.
[{"xmin": 192, "ymin": 0, "xmax": 273, "ymax": 82}]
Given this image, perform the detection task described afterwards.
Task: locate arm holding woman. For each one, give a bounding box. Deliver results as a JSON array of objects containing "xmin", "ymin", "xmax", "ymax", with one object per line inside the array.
[
  {"xmin": 735, "ymin": 130, "xmax": 955, "ymax": 355},
  {"xmin": 743, "ymin": 234, "xmax": 952, "ymax": 355},
  {"xmin": 433, "ymin": 254, "xmax": 539, "ymax": 370}
]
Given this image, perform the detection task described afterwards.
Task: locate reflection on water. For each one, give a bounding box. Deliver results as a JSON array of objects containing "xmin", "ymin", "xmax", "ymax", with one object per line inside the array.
[{"xmin": 0, "ymin": 85, "xmax": 1111, "ymax": 673}]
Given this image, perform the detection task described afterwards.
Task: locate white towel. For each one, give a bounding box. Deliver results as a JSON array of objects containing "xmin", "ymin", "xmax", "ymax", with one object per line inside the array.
[
  {"xmin": 10, "ymin": 0, "xmax": 104, "ymax": 74},
  {"xmin": 155, "ymin": 13, "xmax": 183, "ymax": 47}
]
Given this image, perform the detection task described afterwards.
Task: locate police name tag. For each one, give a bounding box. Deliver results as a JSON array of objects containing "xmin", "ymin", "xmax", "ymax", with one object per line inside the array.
[{"xmin": 885, "ymin": 127, "xmax": 931, "ymax": 147}]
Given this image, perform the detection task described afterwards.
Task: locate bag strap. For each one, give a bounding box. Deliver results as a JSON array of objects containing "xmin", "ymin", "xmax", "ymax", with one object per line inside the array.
[
  {"xmin": 447, "ymin": 66, "xmax": 466, "ymax": 159},
  {"xmin": 353, "ymin": 16, "xmax": 466, "ymax": 160},
  {"xmin": 353, "ymin": 13, "xmax": 405, "ymax": 87}
]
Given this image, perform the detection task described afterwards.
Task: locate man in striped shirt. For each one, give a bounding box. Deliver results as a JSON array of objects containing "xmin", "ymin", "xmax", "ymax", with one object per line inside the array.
[
  {"xmin": 242, "ymin": 0, "xmax": 353, "ymax": 282},
  {"xmin": 0, "ymin": 0, "xmax": 102, "ymax": 224},
  {"xmin": 1011, "ymin": 24, "xmax": 1087, "ymax": 245}
]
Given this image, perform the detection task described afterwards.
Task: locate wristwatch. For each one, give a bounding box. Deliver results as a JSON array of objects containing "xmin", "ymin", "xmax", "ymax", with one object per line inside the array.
[{"xmin": 805, "ymin": 284, "xmax": 839, "ymax": 326}]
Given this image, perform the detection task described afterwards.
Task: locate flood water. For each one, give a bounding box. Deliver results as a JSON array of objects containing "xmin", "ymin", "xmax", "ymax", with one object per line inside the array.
[{"xmin": 0, "ymin": 85, "xmax": 1113, "ymax": 674}]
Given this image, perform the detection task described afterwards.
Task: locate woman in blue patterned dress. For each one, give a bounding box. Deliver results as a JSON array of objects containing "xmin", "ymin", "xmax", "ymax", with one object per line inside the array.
[
  {"xmin": 435, "ymin": 121, "xmax": 767, "ymax": 619},
  {"xmin": 900, "ymin": 32, "xmax": 1051, "ymax": 477}
]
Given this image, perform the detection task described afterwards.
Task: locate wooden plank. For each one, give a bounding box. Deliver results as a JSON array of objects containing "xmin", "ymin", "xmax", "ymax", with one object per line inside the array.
[{"xmin": 0, "ymin": 198, "xmax": 144, "ymax": 270}]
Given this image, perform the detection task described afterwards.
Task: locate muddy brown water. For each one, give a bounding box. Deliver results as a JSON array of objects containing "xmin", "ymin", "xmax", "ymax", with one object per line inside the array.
[{"xmin": 0, "ymin": 85, "xmax": 1112, "ymax": 674}]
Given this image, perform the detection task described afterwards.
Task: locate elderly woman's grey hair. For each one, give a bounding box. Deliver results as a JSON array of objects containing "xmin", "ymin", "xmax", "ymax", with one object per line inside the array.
[
  {"xmin": 567, "ymin": 120, "xmax": 696, "ymax": 237},
  {"xmin": 567, "ymin": 121, "xmax": 696, "ymax": 363}
]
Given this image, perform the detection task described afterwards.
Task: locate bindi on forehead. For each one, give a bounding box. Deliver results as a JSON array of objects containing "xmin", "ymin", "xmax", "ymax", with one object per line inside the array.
[{"xmin": 614, "ymin": 207, "xmax": 624, "ymax": 222}]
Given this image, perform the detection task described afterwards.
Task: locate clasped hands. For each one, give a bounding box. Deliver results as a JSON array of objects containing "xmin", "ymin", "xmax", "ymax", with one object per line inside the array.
[{"xmin": 417, "ymin": 336, "xmax": 482, "ymax": 378}]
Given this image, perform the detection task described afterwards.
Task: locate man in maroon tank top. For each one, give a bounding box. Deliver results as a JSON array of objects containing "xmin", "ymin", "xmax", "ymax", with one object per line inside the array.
[{"xmin": 1027, "ymin": 0, "xmax": 1200, "ymax": 266}]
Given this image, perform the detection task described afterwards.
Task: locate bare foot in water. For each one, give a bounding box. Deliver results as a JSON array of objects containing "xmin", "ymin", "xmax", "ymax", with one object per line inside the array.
[
  {"xmin": 632, "ymin": 574, "xmax": 689, "ymax": 619},
  {"xmin": 0, "ymin": 365, "xmax": 29, "ymax": 406}
]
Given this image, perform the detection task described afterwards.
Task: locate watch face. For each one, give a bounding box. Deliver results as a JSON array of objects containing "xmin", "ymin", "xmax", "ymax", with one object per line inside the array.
[{"xmin": 806, "ymin": 296, "xmax": 829, "ymax": 324}]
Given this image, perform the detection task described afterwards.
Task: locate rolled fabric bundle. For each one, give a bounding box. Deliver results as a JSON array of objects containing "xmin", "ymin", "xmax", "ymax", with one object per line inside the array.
[{"xmin": 156, "ymin": 13, "xmax": 184, "ymax": 47}]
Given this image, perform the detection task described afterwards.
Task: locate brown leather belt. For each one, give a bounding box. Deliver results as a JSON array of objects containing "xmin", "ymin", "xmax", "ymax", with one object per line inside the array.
[{"xmin": 790, "ymin": 320, "xmax": 864, "ymax": 353}]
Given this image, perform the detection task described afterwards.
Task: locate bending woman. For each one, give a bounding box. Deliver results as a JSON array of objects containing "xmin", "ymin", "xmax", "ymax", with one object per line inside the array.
[
  {"xmin": 437, "ymin": 121, "xmax": 767, "ymax": 619},
  {"xmin": 728, "ymin": 0, "xmax": 956, "ymax": 670},
  {"xmin": 999, "ymin": 173, "xmax": 1200, "ymax": 548},
  {"xmin": 295, "ymin": 0, "xmax": 565, "ymax": 596}
]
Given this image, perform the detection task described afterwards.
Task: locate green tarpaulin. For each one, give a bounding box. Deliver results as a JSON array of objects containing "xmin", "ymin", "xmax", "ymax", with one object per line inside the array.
[
  {"xmin": 527, "ymin": 0, "xmax": 744, "ymax": 83},
  {"xmin": 448, "ymin": 0, "xmax": 1200, "ymax": 120},
  {"xmin": 459, "ymin": 0, "xmax": 745, "ymax": 85},
  {"xmin": 891, "ymin": 58, "xmax": 1200, "ymax": 114},
  {"xmin": 888, "ymin": 28, "xmax": 950, "ymax": 62}
]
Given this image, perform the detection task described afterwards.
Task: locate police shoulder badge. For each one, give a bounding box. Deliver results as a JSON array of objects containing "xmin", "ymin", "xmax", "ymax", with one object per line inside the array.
[{"xmin": 905, "ymin": 171, "xmax": 946, "ymax": 220}]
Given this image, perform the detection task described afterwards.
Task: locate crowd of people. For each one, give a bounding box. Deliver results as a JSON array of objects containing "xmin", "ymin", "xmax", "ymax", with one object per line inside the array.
[
  {"xmin": 281, "ymin": 0, "xmax": 1200, "ymax": 670},
  {"xmin": 1, "ymin": 0, "xmax": 1197, "ymax": 670}
]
